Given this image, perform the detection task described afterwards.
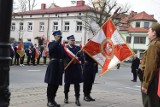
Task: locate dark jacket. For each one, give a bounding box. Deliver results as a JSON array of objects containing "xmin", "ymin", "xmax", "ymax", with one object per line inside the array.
[
  {"xmin": 64, "ymin": 45, "xmax": 83, "ymax": 84},
  {"xmin": 44, "ymin": 39, "xmax": 66, "ymax": 85},
  {"xmin": 83, "ymin": 52, "xmax": 98, "ymax": 84},
  {"xmin": 131, "ymin": 57, "xmax": 140, "ymax": 72}
]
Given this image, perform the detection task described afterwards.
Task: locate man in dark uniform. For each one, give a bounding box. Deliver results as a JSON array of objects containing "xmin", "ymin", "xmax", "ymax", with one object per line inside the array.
[
  {"xmin": 44, "ymin": 30, "xmax": 66, "ymax": 107},
  {"xmin": 131, "ymin": 54, "xmax": 140, "ymax": 82},
  {"xmin": 64, "ymin": 35, "xmax": 83, "ymax": 106},
  {"xmin": 83, "ymin": 51, "xmax": 98, "ymax": 102}
]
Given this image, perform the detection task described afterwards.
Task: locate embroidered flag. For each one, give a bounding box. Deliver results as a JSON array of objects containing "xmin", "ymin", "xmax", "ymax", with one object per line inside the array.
[
  {"xmin": 64, "ymin": 46, "xmax": 81, "ymax": 64},
  {"xmin": 83, "ymin": 18, "xmax": 133, "ymax": 76},
  {"xmin": 17, "ymin": 39, "xmax": 25, "ymax": 57}
]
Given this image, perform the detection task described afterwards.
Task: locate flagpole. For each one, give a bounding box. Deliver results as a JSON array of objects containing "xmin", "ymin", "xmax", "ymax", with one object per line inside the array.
[
  {"xmin": 64, "ymin": 7, "xmax": 121, "ymax": 70},
  {"xmin": 64, "ymin": 47, "xmax": 84, "ymax": 70}
]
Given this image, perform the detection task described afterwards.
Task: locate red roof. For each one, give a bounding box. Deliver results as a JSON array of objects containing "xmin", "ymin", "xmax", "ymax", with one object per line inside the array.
[
  {"xmin": 14, "ymin": 5, "xmax": 93, "ymax": 15},
  {"xmin": 120, "ymin": 27, "xmax": 148, "ymax": 33},
  {"xmin": 132, "ymin": 11, "xmax": 156, "ymax": 21}
]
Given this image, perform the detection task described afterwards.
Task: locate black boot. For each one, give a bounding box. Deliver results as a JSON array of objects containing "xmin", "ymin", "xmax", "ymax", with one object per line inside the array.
[
  {"xmin": 47, "ymin": 97, "xmax": 56, "ymax": 107},
  {"xmin": 53, "ymin": 97, "xmax": 60, "ymax": 107},
  {"xmin": 84, "ymin": 95, "xmax": 91, "ymax": 102},
  {"xmin": 64, "ymin": 93, "xmax": 68, "ymax": 104},
  {"xmin": 88, "ymin": 95, "xmax": 95, "ymax": 101},
  {"xmin": 75, "ymin": 97, "xmax": 81, "ymax": 106}
]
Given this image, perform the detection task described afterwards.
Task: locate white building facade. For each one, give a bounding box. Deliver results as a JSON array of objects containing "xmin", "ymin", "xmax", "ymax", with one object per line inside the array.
[{"xmin": 11, "ymin": 1, "xmax": 94, "ymax": 46}]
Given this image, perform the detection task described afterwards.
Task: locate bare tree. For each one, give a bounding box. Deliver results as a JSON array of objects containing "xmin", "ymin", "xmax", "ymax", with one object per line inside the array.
[
  {"xmin": 16, "ymin": 0, "xmax": 37, "ymax": 12},
  {"xmin": 18, "ymin": 0, "xmax": 27, "ymax": 12},
  {"xmin": 27, "ymin": 0, "xmax": 37, "ymax": 11},
  {"xmin": 79, "ymin": 0, "xmax": 130, "ymax": 34}
]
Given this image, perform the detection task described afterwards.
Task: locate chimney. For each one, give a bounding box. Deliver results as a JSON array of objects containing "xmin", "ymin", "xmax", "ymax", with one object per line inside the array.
[
  {"xmin": 41, "ymin": 3, "xmax": 46, "ymax": 10},
  {"xmin": 77, "ymin": 0, "xmax": 85, "ymax": 6}
]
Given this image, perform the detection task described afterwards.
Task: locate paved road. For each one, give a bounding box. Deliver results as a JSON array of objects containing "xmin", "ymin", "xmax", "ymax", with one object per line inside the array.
[{"xmin": 9, "ymin": 63, "xmax": 143, "ymax": 107}]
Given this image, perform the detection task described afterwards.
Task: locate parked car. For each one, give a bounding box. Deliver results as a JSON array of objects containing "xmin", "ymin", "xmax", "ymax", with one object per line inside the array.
[{"xmin": 12, "ymin": 41, "xmax": 33, "ymax": 50}]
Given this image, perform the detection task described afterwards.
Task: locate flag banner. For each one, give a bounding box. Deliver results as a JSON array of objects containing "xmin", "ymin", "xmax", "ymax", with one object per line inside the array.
[
  {"xmin": 83, "ymin": 18, "xmax": 133, "ymax": 76},
  {"xmin": 158, "ymin": 69, "xmax": 160, "ymax": 97},
  {"xmin": 64, "ymin": 46, "xmax": 81, "ymax": 64},
  {"xmin": 35, "ymin": 48, "xmax": 39, "ymax": 59},
  {"xmin": 17, "ymin": 39, "xmax": 25, "ymax": 57}
]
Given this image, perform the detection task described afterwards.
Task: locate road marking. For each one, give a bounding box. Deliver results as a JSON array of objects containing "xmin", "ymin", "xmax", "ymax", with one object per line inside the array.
[
  {"xmin": 135, "ymin": 85, "xmax": 141, "ymax": 88},
  {"xmin": 27, "ymin": 70, "xmax": 41, "ymax": 71},
  {"xmin": 124, "ymin": 86, "xmax": 140, "ymax": 91}
]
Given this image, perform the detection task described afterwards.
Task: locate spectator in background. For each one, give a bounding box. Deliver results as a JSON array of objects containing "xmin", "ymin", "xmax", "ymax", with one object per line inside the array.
[
  {"xmin": 42, "ymin": 46, "xmax": 48, "ymax": 65},
  {"xmin": 10, "ymin": 44, "xmax": 15, "ymax": 65},
  {"xmin": 25, "ymin": 45, "xmax": 32, "ymax": 65},
  {"xmin": 31, "ymin": 45, "xmax": 36, "ymax": 65},
  {"xmin": 20, "ymin": 54, "xmax": 25, "ymax": 66},
  {"xmin": 131, "ymin": 54, "xmax": 140, "ymax": 82},
  {"xmin": 14, "ymin": 45, "xmax": 20, "ymax": 65}
]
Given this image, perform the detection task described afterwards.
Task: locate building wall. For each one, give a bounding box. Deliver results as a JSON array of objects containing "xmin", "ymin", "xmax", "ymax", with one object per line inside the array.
[{"xmin": 11, "ymin": 12, "xmax": 93, "ymax": 46}]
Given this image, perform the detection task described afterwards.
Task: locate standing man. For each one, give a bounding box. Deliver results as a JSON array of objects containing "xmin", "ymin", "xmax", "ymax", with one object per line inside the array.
[
  {"xmin": 44, "ymin": 30, "xmax": 66, "ymax": 107},
  {"xmin": 140, "ymin": 23, "xmax": 160, "ymax": 107},
  {"xmin": 64, "ymin": 35, "xmax": 83, "ymax": 106},
  {"xmin": 25, "ymin": 45, "xmax": 32, "ymax": 65},
  {"xmin": 131, "ymin": 54, "xmax": 140, "ymax": 82},
  {"xmin": 83, "ymin": 51, "xmax": 98, "ymax": 102},
  {"xmin": 14, "ymin": 45, "xmax": 20, "ymax": 65},
  {"xmin": 31, "ymin": 45, "xmax": 36, "ymax": 65}
]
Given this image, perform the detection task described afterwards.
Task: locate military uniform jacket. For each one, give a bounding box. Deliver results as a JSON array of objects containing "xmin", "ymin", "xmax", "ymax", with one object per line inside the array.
[
  {"xmin": 83, "ymin": 52, "xmax": 98, "ymax": 84},
  {"xmin": 44, "ymin": 39, "xmax": 66, "ymax": 85},
  {"xmin": 141, "ymin": 38, "xmax": 160, "ymax": 89},
  {"xmin": 64, "ymin": 45, "xmax": 83, "ymax": 84}
]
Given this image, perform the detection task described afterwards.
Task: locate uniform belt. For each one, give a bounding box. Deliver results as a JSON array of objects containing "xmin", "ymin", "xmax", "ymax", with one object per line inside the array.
[{"xmin": 51, "ymin": 58, "xmax": 63, "ymax": 62}]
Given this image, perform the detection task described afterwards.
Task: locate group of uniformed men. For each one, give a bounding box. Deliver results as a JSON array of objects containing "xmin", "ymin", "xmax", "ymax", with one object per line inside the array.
[{"xmin": 44, "ymin": 30, "xmax": 98, "ymax": 107}]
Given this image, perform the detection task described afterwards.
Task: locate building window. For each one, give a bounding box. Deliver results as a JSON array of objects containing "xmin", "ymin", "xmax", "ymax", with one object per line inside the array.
[
  {"xmin": 76, "ymin": 21, "xmax": 82, "ymax": 32},
  {"xmin": 53, "ymin": 22, "xmax": 58, "ymax": 31},
  {"xmin": 126, "ymin": 36, "xmax": 131, "ymax": 43},
  {"xmin": 39, "ymin": 22, "xmax": 44, "ymax": 32},
  {"xmin": 136, "ymin": 22, "xmax": 140, "ymax": 27},
  {"xmin": 19, "ymin": 22, "xmax": 23, "ymax": 31},
  {"xmin": 134, "ymin": 37, "xmax": 146, "ymax": 44},
  {"xmin": 27, "ymin": 22, "xmax": 33, "ymax": 31},
  {"xmin": 64, "ymin": 22, "xmax": 70, "ymax": 31},
  {"xmin": 144, "ymin": 22, "xmax": 149, "ymax": 28},
  {"xmin": 11, "ymin": 23, "xmax": 15, "ymax": 31}
]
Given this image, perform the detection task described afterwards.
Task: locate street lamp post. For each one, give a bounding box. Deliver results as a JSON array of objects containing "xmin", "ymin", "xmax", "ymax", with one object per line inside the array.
[{"xmin": 0, "ymin": 0, "xmax": 13, "ymax": 107}]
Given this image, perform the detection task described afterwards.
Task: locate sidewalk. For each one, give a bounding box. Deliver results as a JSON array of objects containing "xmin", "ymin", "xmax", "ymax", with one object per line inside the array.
[{"xmin": 10, "ymin": 85, "xmax": 143, "ymax": 107}]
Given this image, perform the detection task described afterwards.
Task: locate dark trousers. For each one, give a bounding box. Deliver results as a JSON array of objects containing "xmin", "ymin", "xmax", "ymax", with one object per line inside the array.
[
  {"xmin": 132, "ymin": 69, "xmax": 137, "ymax": 81},
  {"xmin": 20, "ymin": 55, "xmax": 25, "ymax": 64},
  {"xmin": 31, "ymin": 55, "xmax": 35, "ymax": 65},
  {"xmin": 64, "ymin": 83, "xmax": 80, "ymax": 97},
  {"xmin": 43, "ymin": 56, "xmax": 47, "ymax": 64},
  {"xmin": 47, "ymin": 84, "xmax": 59, "ymax": 102},
  {"xmin": 83, "ymin": 82, "xmax": 93, "ymax": 96},
  {"xmin": 27, "ymin": 55, "xmax": 31, "ymax": 65},
  {"xmin": 142, "ymin": 72, "xmax": 160, "ymax": 107},
  {"xmin": 37, "ymin": 56, "xmax": 41, "ymax": 64},
  {"xmin": 14, "ymin": 55, "xmax": 19, "ymax": 65}
]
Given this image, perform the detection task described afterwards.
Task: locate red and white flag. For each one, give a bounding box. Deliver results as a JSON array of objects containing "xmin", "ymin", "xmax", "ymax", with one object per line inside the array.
[
  {"xmin": 64, "ymin": 46, "xmax": 81, "ymax": 64},
  {"xmin": 83, "ymin": 18, "xmax": 133, "ymax": 75},
  {"xmin": 41, "ymin": 34, "xmax": 45, "ymax": 40}
]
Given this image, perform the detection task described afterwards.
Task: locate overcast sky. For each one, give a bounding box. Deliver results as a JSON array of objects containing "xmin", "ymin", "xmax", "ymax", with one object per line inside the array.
[{"xmin": 15, "ymin": 0, "xmax": 160, "ymax": 22}]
